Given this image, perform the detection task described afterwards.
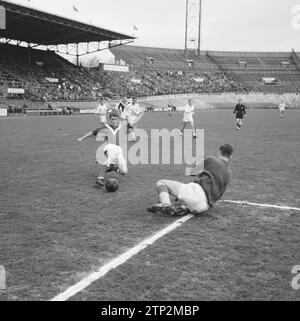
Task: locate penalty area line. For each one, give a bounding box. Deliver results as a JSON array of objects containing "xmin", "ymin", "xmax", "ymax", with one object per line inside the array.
[
  {"xmin": 50, "ymin": 214, "xmax": 194, "ymax": 301},
  {"xmin": 222, "ymin": 200, "xmax": 300, "ymax": 212}
]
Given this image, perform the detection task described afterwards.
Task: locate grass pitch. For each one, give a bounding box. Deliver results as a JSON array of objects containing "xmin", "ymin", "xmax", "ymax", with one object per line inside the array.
[{"xmin": 0, "ymin": 109, "xmax": 299, "ymax": 301}]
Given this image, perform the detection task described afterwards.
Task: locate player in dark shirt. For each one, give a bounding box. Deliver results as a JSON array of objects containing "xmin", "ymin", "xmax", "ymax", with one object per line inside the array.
[
  {"xmin": 234, "ymin": 99, "xmax": 246, "ymax": 130},
  {"xmin": 147, "ymin": 144, "xmax": 233, "ymax": 216},
  {"xmin": 117, "ymin": 97, "xmax": 128, "ymax": 114}
]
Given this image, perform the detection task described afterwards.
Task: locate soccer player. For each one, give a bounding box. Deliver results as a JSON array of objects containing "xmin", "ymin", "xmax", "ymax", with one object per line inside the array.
[
  {"xmin": 77, "ymin": 111, "xmax": 127, "ymax": 186},
  {"xmin": 116, "ymin": 97, "xmax": 129, "ymax": 120},
  {"xmin": 180, "ymin": 99, "xmax": 196, "ymax": 138},
  {"xmin": 147, "ymin": 144, "xmax": 233, "ymax": 216},
  {"xmin": 278, "ymin": 99, "xmax": 286, "ymax": 118},
  {"xmin": 94, "ymin": 97, "xmax": 108, "ymax": 125},
  {"xmin": 167, "ymin": 103, "xmax": 172, "ymax": 117},
  {"xmin": 234, "ymin": 99, "xmax": 246, "ymax": 130},
  {"xmin": 123, "ymin": 97, "xmax": 145, "ymax": 141}
]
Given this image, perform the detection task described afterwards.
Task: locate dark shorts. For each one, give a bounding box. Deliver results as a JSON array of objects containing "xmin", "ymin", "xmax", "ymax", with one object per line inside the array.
[{"xmin": 236, "ymin": 113, "xmax": 244, "ymax": 119}]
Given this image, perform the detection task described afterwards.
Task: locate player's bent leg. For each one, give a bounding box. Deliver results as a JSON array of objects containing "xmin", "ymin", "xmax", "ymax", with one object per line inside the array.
[
  {"xmin": 180, "ymin": 122, "xmax": 187, "ymax": 135},
  {"xmin": 104, "ymin": 145, "xmax": 127, "ymax": 174},
  {"xmin": 157, "ymin": 179, "xmax": 183, "ymax": 203},
  {"xmin": 150, "ymin": 181, "xmax": 210, "ymax": 217},
  {"xmin": 100, "ymin": 144, "xmax": 119, "ymax": 175},
  {"xmin": 116, "ymin": 153, "xmax": 127, "ymax": 175},
  {"xmin": 148, "ymin": 180, "xmax": 177, "ymax": 212},
  {"xmin": 96, "ymin": 166, "xmax": 107, "ymax": 187},
  {"xmin": 148, "ymin": 180, "xmax": 184, "ymax": 214}
]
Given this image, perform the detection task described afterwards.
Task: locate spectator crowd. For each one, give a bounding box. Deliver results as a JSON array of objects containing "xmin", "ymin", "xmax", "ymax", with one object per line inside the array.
[{"xmin": 0, "ymin": 49, "xmax": 247, "ymax": 104}]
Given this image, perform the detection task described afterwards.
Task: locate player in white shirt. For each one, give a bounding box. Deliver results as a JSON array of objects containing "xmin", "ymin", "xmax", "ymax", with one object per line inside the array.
[
  {"xmin": 279, "ymin": 99, "xmax": 286, "ymax": 118},
  {"xmin": 94, "ymin": 97, "xmax": 108, "ymax": 125},
  {"xmin": 123, "ymin": 97, "xmax": 145, "ymax": 141},
  {"xmin": 180, "ymin": 99, "xmax": 196, "ymax": 138}
]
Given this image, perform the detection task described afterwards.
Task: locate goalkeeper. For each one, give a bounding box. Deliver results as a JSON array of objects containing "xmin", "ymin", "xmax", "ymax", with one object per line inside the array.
[{"xmin": 148, "ymin": 144, "xmax": 233, "ymax": 216}]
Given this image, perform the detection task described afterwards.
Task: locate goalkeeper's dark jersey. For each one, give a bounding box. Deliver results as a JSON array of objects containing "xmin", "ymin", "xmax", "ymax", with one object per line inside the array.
[
  {"xmin": 195, "ymin": 157, "xmax": 231, "ymax": 207},
  {"xmin": 234, "ymin": 104, "xmax": 246, "ymax": 119}
]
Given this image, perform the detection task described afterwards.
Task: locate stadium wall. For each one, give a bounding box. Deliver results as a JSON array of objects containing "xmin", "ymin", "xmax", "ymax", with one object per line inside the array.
[
  {"xmin": 137, "ymin": 92, "xmax": 300, "ymax": 110},
  {"xmin": 44, "ymin": 93, "xmax": 300, "ymax": 112}
]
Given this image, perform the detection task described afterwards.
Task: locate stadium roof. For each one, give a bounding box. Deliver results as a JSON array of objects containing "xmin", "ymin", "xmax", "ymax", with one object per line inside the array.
[{"xmin": 0, "ymin": 0, "xmax": 135, "ymax": 45}]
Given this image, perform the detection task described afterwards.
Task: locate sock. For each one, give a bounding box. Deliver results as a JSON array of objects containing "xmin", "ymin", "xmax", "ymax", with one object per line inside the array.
[
  {"xmin": 157, "ymin": 184, "xmax": 171, "ymax": 205},
  {"xmin": 159, "ymin": 192, "xmax": 171, "ymax": 205}
]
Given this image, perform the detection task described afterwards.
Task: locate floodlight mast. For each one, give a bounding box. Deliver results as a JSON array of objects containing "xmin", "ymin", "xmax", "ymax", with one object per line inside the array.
[
  {"xmin": 184, "ymin": 0, "xmax": 202, "ymax": 56},
  {"xmin": 198, "ymin": 0, "xmax": 202, "ymax": 56}
]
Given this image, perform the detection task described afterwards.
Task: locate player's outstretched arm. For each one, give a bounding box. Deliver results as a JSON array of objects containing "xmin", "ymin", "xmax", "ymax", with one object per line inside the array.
[
  {"xmin": 131, "ymin": 108, "xmax": 145, "ymax": 126},
  {"xmin": 77, "ymin": 131, "xmax": 94, "ymax": 142}
]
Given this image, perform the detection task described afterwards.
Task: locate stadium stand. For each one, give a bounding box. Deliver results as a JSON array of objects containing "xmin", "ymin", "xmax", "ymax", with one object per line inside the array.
[
  {"xmin": 207, "ymin": 51, "xmax": 300, "ymax": 93},
  {"xmin": 110, "ymin": 45, "xmax": 300, "ymax": 94},
  {"xmin": 86, "ymin": 68, "xmax": 247, "ymax": 97},
  {"xmin": 0, "ymin": 43, "xmax": 247, "ymax": 106},
  {"xmin": 0, "ymin": 0, "xmax": 134, "ymax": 111},
  {"xmin": 2, "ymin": 41, "xmax": 300, "ymax": 109},
  {"xmin": 0, "ymin": 44, "xmax": 107, "ymax": 103},
  {"xmin": 110, "ymin": 45, "xmax": 219, "ymax": 71}
]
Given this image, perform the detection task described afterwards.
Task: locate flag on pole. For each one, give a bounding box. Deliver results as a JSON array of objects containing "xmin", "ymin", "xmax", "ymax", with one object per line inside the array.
[
  {"xmin": 73, "ymin": 5, "xmax": 79, "ymax": 13},
  {"xmin": 133, "ymin": 26, "xmax": 138, "ymax": 31}
]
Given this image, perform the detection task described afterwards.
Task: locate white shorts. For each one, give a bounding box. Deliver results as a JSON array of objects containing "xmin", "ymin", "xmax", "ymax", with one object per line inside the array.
[
  {"xmin": 178, "ymin": 182, "xmax": 209, "ymax": 213},
  {"xmin": 183, "ymin": 116, "xmax": 194, "ymax": 123},
  {"xmin": 103, "ymin": 144, "xmax": 127, "ymax": 174},
  {"xmin": 99, "ymin": 115, "xmax": 107, "ymax": 123}
]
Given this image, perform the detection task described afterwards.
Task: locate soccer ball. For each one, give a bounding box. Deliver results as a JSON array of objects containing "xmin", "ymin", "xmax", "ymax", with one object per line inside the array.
[{"xmin": 105, "ymin": 178, "xmax": 119, "ymax": 193}]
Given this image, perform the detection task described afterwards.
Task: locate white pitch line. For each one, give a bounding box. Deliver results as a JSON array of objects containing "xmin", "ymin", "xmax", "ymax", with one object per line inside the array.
[
  {"xmin": 222, "ymin": 200, "xmax": 300, "ymax": 212},
  {"xmin": 50, "ymin": 214, "xmax": 194, "ymax": 301}
]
